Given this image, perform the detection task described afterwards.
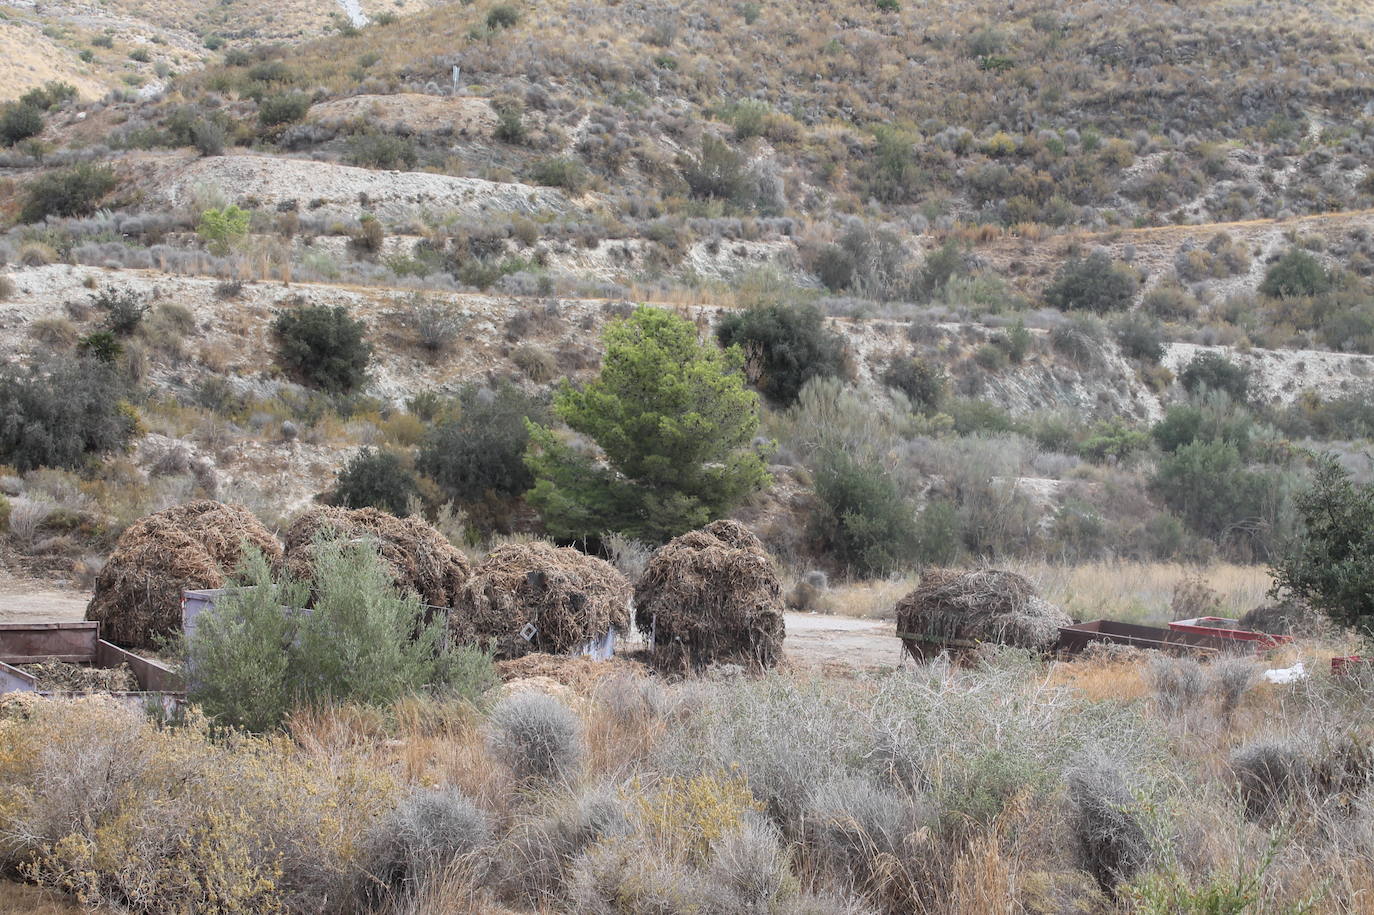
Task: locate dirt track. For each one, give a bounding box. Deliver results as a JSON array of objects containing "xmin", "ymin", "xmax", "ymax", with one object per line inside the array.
[
  {"xmin": 0, "ymin": 580, "xmax": 902, "ymax": 671},
  {"xmin": 783, "ymin": 612, "xmax": 903, "ymax": 671}
]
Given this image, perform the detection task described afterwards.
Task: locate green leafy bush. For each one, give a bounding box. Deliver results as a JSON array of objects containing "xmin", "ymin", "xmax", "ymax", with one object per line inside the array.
[
  {"xmin": 187, "ymin": 541, "xmax": 493, "ymax": 732},
  {"xmin": 1259, "ymin": 248, "xmax": 1331, "ymax": 299},
  {"xmin": 1179, "ymin": 351, "xmax": 1249, "ymax": 401},
  {"xmin": 715, "ymin": 303, "xmax": 847, "ymax": 406},
  {"xmin": 680, "ymin": 135, "xmax": 752, "ymax": 204},
  {"xmin": 258, "ymin": 92, "xmax": 310, "ymax": 127},
  {"xmin": 808, "ymin": 449, "xmax": 918, "ymax": 577},
  {"xmin": 0, "ymin": 103, "xmax": 44, "ymax": 146},
  {"xmin": 335, "ymin": 447, "xmax": 420, "ymax": 516},
  {"xmin": 486, "ymin": 3, "xmax": 520, "ymax": 29},
  {"xmin": 1043, "ymin": 252, "xmax": 1137, "ymax": 313},
  {"xmin": 345, "ymin": 133, "xmax": 417, "ymax": 170},
  {"xmin": 1113, "ymin": 312, "xmax": 1164, "ymax": 362},
  {"xmin": 1150, "ymin": 440, "xmax": 1294, "ymax": 554},
  {"xmin": 418, "ymin": 384, "xmax": 546, "ymax": 505},
  {"xmin": 272, "ymin": 304, "xmax": 372, "ymax": 393},
  {"xmin": 1271, "ymin": 458, "xmax": 1374, "ymax": 636},
  {"xmin": 21, "ymin": 163, "xmax": 118, "ymax": 222},
  {"xmin": 881, "ymin": 356, "xmax": 945, "ymax": 413},
  {"xmin": 0, "ymin": 357, "xmax": 138, "ymax": 471},
  {"xmin": 92, "ymin": 286, "xmax": 149, "ymax": 335},
  {"xmin": 1079, "ymin": 419, "xmax": 1150, "ymax": 464},
  {"xmin": 530, "ymin": 156, "xmax": 588, "ymax": 193},
  {"xmin": 525, "ymin": 306, "xmax": 769, "ymax": 542},
  {"xmin": 197, "ymin": 205, "xmax": 251, "ymax": 255}
]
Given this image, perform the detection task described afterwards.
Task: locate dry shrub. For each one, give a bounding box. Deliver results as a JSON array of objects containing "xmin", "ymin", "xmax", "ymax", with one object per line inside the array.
[
  {"xmin": 1065, "ymin": 760, "xmax": 1150, "ymax": 894},
  {"xmin": 633, "ymin": 520, "xmax": 785, "ymax": 671},
  {"xmin": 355, "ymin": 787, "xmax": 493, "ymax": 908},
  {"xmin": 803, "ymin": 776, "xmax": 926, "ymax": 899},
  {"xmin": 0, "ymin": 697, "xmax": 395, "ymax": 913},
  {"xmin": 1169, "ymin": 573, "xmax": 1223, "ymax": 619},
  {"xmin": 485, "ymin": 692, "xmax": 585, "ymax": 784},
  {"xmin": 282, "ymin": 505, "xmax": 470, "ymax": 609},
  {"xmin": 457, "ymin": 541, "xmax": 631, "ymax": 659},
  {"xmin": 85, "ymin": 500, "xmax": 283, "ymax": 649},
  {"xmin": 21, "ymin": 662, "xmax": 137, "ymax": 692},
  {"xmin": 893, "ymin": 569, "xmax": 1070, "ymax": 654},
  {"xmin": 1239, "ymin": 596, "xmax": 1323, "ymax": 636}
]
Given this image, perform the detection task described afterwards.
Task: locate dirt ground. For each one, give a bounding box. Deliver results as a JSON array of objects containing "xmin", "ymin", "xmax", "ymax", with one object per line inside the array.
[
  {"xmin": 782, "ymin": 612, "xmax": 903, "ymax": 671},
  {"xmin": 0, "ymin": 579, "xmax": 90, "ymax": 625},
  {"xmin": 0, "ymin": 578, "xmax": 902, "ymax": 670}
]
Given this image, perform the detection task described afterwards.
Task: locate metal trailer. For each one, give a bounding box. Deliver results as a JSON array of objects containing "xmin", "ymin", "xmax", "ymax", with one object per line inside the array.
[
  {"xmin": 897, "ymin": 618, "xmax": 1263, "ymax": 661},
  {"xmin": 1167, "ymin": 617, "xmax": 1293, "ymax": 651},
  {"xmin": 0, "ymin": 621, "xmax": 183, "ymax": 713}
]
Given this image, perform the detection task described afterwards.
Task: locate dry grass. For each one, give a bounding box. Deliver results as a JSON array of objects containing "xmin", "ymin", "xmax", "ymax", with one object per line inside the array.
[{"xmin": 1016, "ymin": 560, "xmax": 1273, "ymax": 625}]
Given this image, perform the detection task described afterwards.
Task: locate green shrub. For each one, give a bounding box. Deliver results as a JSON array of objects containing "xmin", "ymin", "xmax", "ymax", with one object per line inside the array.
[
  {"xmin": 947, "ymin": 398, "xmax": 1018, "ymax": 435},
  {"xmin": 1179, "ymin": 351, "xmax": 1249, "ymax": 401},
  {"xmin": 197, "ymin": 205, "xmax": 251, "ymax": 255},
  {"xmin": 525, "ymin": 306, "xmax": 769, "ymax": 542},
  {"xmin": 0, "ymin": 357, "xmax": 137, "ymax": 472},
  {"xmin": 18, "ymin": 81, "xmax": 76, "ymax": 111},
  {"xmin": 335, "ymin": 447, "xmax": 420, "ymax": 516},
  {"xmin": 815, "ymin": 222, "xmax": 912, "ymax": 299},
  {"xmin": 1271, "ymin": 458, "xmax": 1374, "ymax": 637},
  {"xmin": 1150, "ymin": 439, "xmax": 1294, "ymax": 553},
  {"xmin": 1259, "ymin": 248, "xmax": 1331, "ymax": 299},
  {"xmin": 680, "ymin": 135, "xmax": 752, "ymax": 204},
  {"xmin": 21, "ymin": 163, "xmax": 118, "ymax": 222},
  {"xmin": 92, "ymin": 286, "xmax": 149, "ymax": 335},
  {"xmin": 1079, "ymin": 419, "xmax": 1150, "ymax": 463},
  {"xmin": 191, "ymin": 118, "xmax": 226, "ymax": 156},
  {"xmin": 258, "ymin": 92, "xmax": 310, "ymax": 127},
  {"xmin": 0, "ymin": 103, "xmax": 44, "ymax": 146},
  {"xmin": 1001, "ymin": 319, "xmax": 1032, "ymax": 363},
  {"xmin": 78, "ymin": 330, "xmax": 122, "ymax": 362},
  {"xmin": 973, "ymin": 342, "xmax": 1009, "ymax": 371},
  {"xmin": 1113, "ymin": 312, "xmax": 1164, "ymax": 362},
  {"xmin": 272, "ymin": 304, "xmax": 372, "ymax": 392},
  {"xmin": 418, "ymin": 384, "xmax": 546, "ymax": 505},
  {"xmin": 715, "ymin": 303, "xmax": 848, "ymax": 406},
  {"xmin": 1043, "ymin": 253, "xmax": 1137, "ymax": 313},
  {"xmin": 881, "ymin": 356, "xmax": 945, "ymax": 413},
  {"xmin": 187, "ymin": 540, "xmax": 492, "ymax": 732},
  {"xmin": 913, "ymin": 499, "xmax": 961, "ymax": 565},
  {"xmin": 190, "ymin": 541, "xmax": 494, "ymax": 725},
  {"xmin": 494, "ymin": 105, "xmax": 527, "ymax": 144},
  {"xmin": 345, "ymin": 133, "xmax": 417, "ymax": 170},
  {"xmin": 530, "ymin": 156, "xmax": 588, "ymax": 193},
  {"xmin": 809, "ymin": 449, "xmax": 918, "ymax": 577},
  {"xmin": 486, "ymin": 3, "xmax": 520, "ymax": 29}
]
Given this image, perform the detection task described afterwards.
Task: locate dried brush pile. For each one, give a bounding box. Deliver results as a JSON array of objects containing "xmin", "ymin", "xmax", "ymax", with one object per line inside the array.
[
  {"xmin": 1239, "ymin": 597, "xmax": 1324, "ymax": 636},
  {"xmin": 86, "ymin": 501, "xmax": 282, "ymax": 649},
  {"xmin": 633, "ymin": 520, "xmax": 785, "ymax": 671},
  {"xmin": 282, "ymin": 506, "xmax": 471, "ymax": 609},
  {"xmin": 457, "ymin": 542, "xmax": 631, "ymax": 659},
  {"xmin": 894, "ymin": 568, "xmax": 1070, "ymax": 656},
  {"xmin": 23, "ymin": 661, "xmax": 139, "ymax": 693}
]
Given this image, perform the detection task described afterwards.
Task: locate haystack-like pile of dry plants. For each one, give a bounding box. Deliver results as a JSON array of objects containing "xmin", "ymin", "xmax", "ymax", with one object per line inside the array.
[
  {"xmin": 282, "ymin": 506, "xmax": 471, "ymax": 609},
  {"xmin": 24, "ymin": 661, "xmax": 138, "ymax": 693},
  {"xmin": 895, "ymin": 568, "xmax": 1071, "ymax": 655},
  {"xmin": 633, "ymin": 520, "xmax": 785, "ymax": 670},
  {"xmin": 86, "ymin": 500, "xmax": 283, "ymax": 649},
  {"xmin": 456, "ymin": 541, "xmax": 631, "ymax": 659},
  {"xmin": 1240, "ymin": 596, "xmax": 1324, "ymax": 636}
]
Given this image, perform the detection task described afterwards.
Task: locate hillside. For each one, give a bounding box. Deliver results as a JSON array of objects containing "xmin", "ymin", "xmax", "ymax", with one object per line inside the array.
[{"xmin": 2, "ymin": 0, "xmax": 1374, "ymax": 580}]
